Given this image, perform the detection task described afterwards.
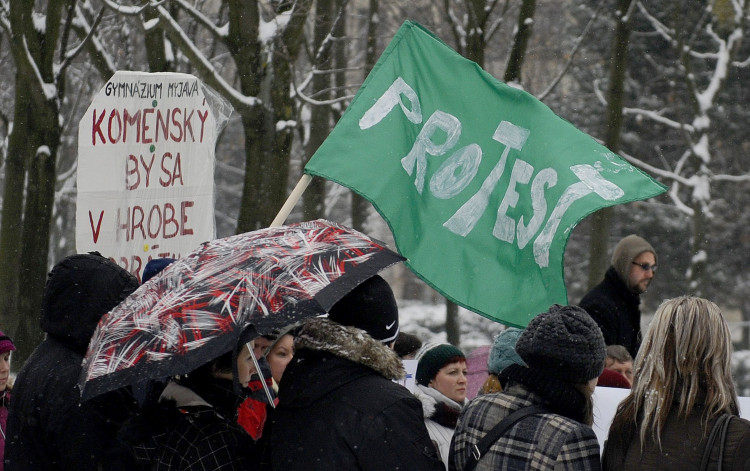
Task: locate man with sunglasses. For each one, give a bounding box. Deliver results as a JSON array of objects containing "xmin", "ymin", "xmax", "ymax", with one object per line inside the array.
[{"xmin": 578, "ymin": 234, "xmax": 657, "ymax": 359}]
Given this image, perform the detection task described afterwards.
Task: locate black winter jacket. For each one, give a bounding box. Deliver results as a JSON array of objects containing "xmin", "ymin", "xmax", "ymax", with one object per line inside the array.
[
  {"xmin": 5, "ymin": 254, "xmax": 140, "ymax": 471},
  {"xmin": 270, "ymin": 319, "xmax": 443, "ymax": 471},
  {"xmin": 578, "ymin": 267, "xmax": 642, "ymax": 358}
]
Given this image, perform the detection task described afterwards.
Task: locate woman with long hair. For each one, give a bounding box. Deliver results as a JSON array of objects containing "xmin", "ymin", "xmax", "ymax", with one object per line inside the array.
[{"xmin": 603, "ymin": 296, "xmax": 750, "ymax": 470}]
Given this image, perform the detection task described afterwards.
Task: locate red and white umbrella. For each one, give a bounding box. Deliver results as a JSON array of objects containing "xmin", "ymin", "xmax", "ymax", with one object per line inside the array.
[{"xmin": 79, "ymin": 219, "xmax": 404, "ymax": 400}]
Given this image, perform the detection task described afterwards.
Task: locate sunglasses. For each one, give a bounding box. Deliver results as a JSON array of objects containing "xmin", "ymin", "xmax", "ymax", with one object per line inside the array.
[{"xmin": 632, "ymin": 262, "xmax": 657, "ymax": 273}]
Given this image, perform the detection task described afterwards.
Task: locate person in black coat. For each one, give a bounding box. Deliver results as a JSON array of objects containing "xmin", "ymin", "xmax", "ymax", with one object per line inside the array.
[
  {"xmin": 5, "ymin": 253, "xmax": 142, "ymax": 471},
  {"xmin": 121, "ymin": 343, "xmax": 264, "ymax": 470},
  {"xmin": 269, "ymin": 275, "xmax": 443, "ymax": 471},
  {"xmin": 578, "ymin": 234, "xmax": 657, "ymax": 358}
]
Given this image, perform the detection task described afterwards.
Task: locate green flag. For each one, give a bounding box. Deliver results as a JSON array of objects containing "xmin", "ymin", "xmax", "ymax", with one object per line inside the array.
[{"xmin": 305, "ymin": 21, "xmax": 667, "ymax": 327}]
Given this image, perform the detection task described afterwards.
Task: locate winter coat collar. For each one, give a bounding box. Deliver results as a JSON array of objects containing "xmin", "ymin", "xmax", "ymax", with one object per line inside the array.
[
  {"xmin": 294, "ymin": 318, "xmax": 405, "ymax": 381},
  {"xmin": 277, "ymin": 318, "xmax": 405, "ymax": 407},
  {"xmin": 605, "ymin": 266, "xmax": 641, "ymax": 304},
  {"xmin": 413, "ymin": 384, "xmax": 464, "ymax": 429},
  {"xmin": 160, "ymin": 381, "xmax": 211, "ymax": 408}
]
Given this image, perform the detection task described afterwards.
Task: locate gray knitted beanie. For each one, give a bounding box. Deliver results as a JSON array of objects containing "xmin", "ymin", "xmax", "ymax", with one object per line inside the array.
[
  {"xmin": 611, "ymin": 234, "xmax": 656, "ymax": 285},
  {"xmin": 516, "ymin": 304, "xmax": 606, "ymax": 384},
  {"xmin": 487, "ymin": 327, "xmax": 524, "ymax": 376}
]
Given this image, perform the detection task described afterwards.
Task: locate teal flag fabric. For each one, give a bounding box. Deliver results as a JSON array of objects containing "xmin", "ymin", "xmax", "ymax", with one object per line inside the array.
[{"xmin": 305, "ymin": 21, "xmax": 667, "ymax": 327}]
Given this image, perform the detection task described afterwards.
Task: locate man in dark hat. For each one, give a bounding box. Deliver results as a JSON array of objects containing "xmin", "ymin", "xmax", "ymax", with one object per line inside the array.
[
  {"xmin": 5, "ymin": 253, "xmax": 142, "ymax": 471},
  {"xmin": 579, "ymin": 234, "xmax": 657, "ymax": 358},
  {"xmin": 269, "ymin": 274, "xmax": 443, "ymax": 470}
]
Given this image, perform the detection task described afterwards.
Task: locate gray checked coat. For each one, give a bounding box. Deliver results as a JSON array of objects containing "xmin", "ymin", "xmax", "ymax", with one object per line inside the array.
[{"xmin": 449, "ymin": 368, "xmax": 601, "ymax": 471}]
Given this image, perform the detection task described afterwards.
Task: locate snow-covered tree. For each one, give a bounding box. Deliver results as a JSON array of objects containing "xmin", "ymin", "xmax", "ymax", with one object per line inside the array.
[
  {"xmin": 106, "ymin": 0, "xmax": 314, "ymax": 231},
  {"xmin": 615, "ymin": 0, "xmax": 750, "ymax": 296},
  {"xmin": 0, "ymin": 0, "xmax": 117, "ymax": 363}
]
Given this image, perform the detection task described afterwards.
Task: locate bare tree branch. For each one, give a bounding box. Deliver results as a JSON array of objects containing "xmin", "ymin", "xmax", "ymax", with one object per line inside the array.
[
  {"xmin": 172, "ymin": 0, "xmax": 228, "ymax": 39},
  {"xmin": 69, "ymin": 2, "xmax": 115, "ymax": 78},
  {"xmin": 154, "ymin": 4, "xmax": 260, "ymax": 114},
  {"xmin": 59, "ymin": 6, "xmax": 106, "ymax": 78},
  {"xmin": 538, "ymin": 1, "xmax": 603, "ymax": 100},
  {"xmin": 622, "ymin": 106, "xmax": 694, "ymax": 132}
]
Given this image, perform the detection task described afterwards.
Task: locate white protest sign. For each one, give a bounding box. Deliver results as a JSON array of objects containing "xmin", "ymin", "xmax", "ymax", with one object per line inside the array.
[
  {"xmin": 76, "ymin": 71, "xmax": 230, "ymax": 279},
  {"xmin": 592, "ymin": 387, "xmax": 750, "ymax": 452}
]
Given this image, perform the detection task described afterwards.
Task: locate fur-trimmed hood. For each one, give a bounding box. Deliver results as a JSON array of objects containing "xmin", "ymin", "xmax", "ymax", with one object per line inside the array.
[
  {"xmin": 295, "ymin": 318, "xmax": 405, "ymax": 381},
  {"xmin": 276, "ymin": 318, "xmax": 406, "ymax": 409}
]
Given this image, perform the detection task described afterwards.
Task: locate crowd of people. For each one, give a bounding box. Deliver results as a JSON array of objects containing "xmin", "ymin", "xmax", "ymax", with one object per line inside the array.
[{"xmin": 1, "ymin": 234, "xmax": 749, "ymax": 470}]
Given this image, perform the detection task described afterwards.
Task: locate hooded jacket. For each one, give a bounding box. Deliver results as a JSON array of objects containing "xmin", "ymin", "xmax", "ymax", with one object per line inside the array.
[
  {"xmin": 579, "ymin": 267, "xmax": 642, "ymax": 358},
  {"xmin": 5, "ymin": 254, "xmax": 141, "ymax": 471},
  {"xmin": 269, "ymin": 318, "xmax": 443, "ymax": 471}
]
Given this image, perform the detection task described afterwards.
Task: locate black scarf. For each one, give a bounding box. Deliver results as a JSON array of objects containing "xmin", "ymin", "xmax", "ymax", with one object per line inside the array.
[
  {"xmin": 429, "ymin": 399, "xmax": 462, "ymax": 429},
  {"xmin": 499, "ymin": 364, "xmax": 588, "ymax": 424}
]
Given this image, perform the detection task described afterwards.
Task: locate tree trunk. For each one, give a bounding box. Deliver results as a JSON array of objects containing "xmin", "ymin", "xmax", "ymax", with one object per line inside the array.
[
  {"xmin": 446, "ymin": 301, "xmax": 461, "ymax": 346},
  {"xmin": 351, "ymin": 0, "xmax": 379, "ymax": 231},
  {"xmin": 586, "ymin": 0, "xmax": 633, "ymax": 290},
  {"xmin": 0, "ymin": 0, "xmax": 65, "ymax": 366},
  {"xmin": 223, "ymin": 0, "xmax": 266, "ymax": 232},
  {"xmin": 585, "ymin": 206, "xmax": 613, "ymax": 290},
  {"xmin": 503, "ymin": 0, "xmax": 537, "ymax": 83},
  {"xmin": 302, "ymin": 0, "xmax": 335, "ymax": 221},
  {"xmin": 225, "ymin": 0, "xmax": 307, "ymax": 231},
  {"xmin": 688, "ymin": 198, "xmax": 708, "ymax": 295},
  {"xmin": 262, "ymin": 0, "xmax": 312, "ymax": 228},
  {"xmin": 238, "ymin": 110, "xmax": 268, "ymax": 231},
  {"xmin": 464, "ymin": 0, "xmax": 488, "ymax": 65},
  {"xmin": 156, "ymin": 0, "xmax": 310, "ymax": 232},
  {"xmin": 17, "ymin": 149, "xmax": 57, "ymax": 364},
  {"xmin": 144, "ymin": 5, "xmax": 174, "ymax": 72},
  {"xmin": 0, "ymin": 84, "xmax": 28, "ymax": 356}
]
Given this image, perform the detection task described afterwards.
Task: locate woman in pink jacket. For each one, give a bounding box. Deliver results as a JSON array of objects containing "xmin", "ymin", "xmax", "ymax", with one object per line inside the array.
[{"xmin": 0, "ymin": 331, "xmax": 16, "ymax": 471}]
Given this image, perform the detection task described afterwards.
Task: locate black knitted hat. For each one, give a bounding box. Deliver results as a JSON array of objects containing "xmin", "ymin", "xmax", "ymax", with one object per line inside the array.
[
  {"xmin": 327, "ymin": 275, "xmax": 399, "ymax": 343},
  {"xmin": 516, "ymin": 304, "xmax": 606, "ymax": 384}
]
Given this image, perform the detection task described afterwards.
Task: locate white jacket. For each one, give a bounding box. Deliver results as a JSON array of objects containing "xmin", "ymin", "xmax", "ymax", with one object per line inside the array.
[{"xmin": 413, "ymin": 384, "xmax": 465, "ymax": 469}]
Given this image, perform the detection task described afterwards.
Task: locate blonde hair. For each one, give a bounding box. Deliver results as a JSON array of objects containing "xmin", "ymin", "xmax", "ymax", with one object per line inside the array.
[{"xmin": 610, "ymin": 296, "xmax": 738, "ymax": 453}]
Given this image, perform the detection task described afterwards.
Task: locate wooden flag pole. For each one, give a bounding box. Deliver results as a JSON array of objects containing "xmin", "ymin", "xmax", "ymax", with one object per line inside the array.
[{"xmin": 270, "ymin": 174, "xmax": 313, "ymax": 227}]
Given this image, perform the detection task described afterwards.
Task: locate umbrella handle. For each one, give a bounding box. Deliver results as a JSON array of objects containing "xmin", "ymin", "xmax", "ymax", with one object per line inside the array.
[{"xmin": 248, "ymin": 342, "xmax": 276, "ymax": 408}]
